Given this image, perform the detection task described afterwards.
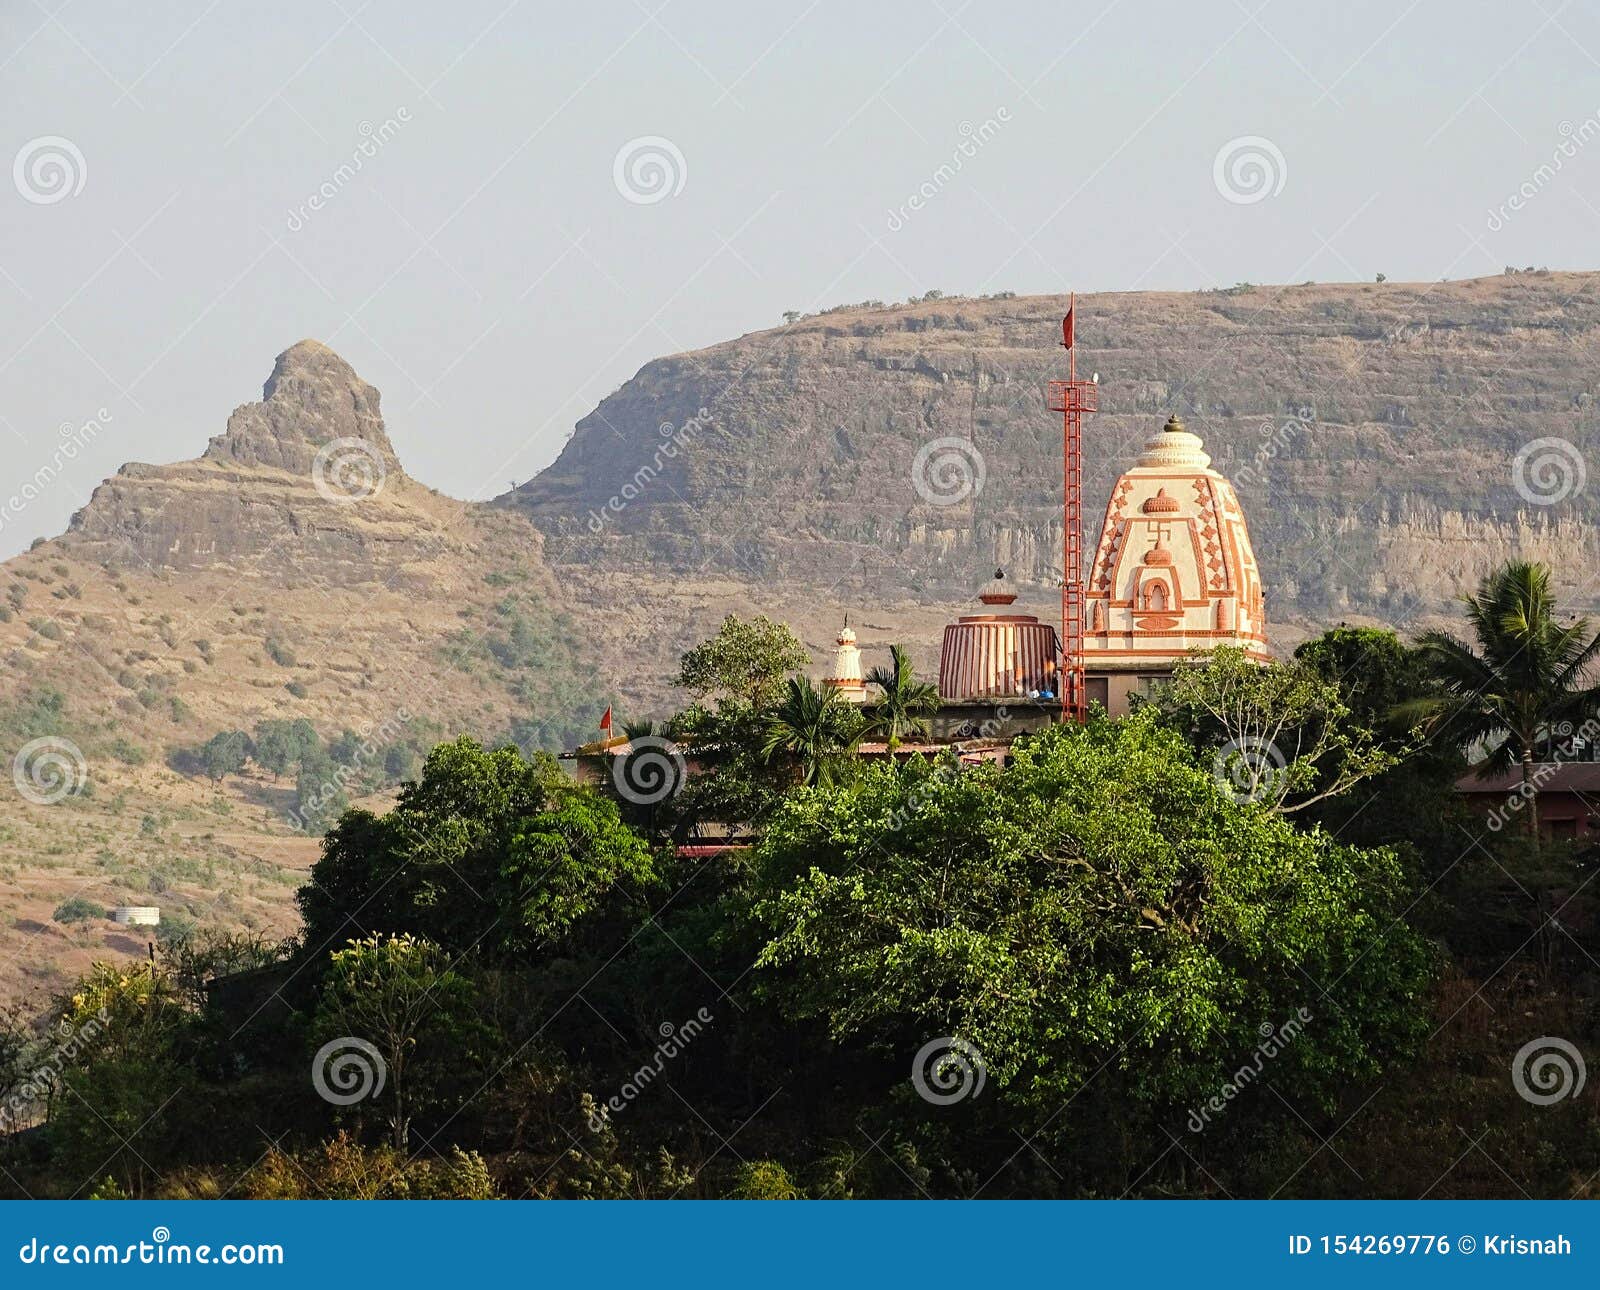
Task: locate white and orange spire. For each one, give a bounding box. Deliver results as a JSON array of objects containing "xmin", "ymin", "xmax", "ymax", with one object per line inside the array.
[
  {"xmin": 822, "ymin": 614, "xmax": 867, "ymax": 703},
  {"xmin": 1085, "ymin": 413, "xmax": 1269, "ymax": 664}
]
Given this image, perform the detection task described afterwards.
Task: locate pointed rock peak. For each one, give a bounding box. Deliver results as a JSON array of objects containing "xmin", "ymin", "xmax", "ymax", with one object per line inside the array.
[
  {"xmin": 263, "ymin": 338, "xmax": 361, "ymax": 400},
  {"xmin": 206, "ymin": 339, "xmax": 398, "ymax": 474}
]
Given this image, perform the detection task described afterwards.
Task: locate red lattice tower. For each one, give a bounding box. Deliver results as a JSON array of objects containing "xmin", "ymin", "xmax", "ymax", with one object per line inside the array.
[{"xmin": 1046, "ymin": 294, "xmax": 1097, "ymax": 724}]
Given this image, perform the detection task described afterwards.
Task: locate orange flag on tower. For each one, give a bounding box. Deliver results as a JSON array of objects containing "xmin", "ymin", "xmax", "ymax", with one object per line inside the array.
[{"xmin": 1062, "ymin": 307, "xmax": 1074, "ymax": 350}]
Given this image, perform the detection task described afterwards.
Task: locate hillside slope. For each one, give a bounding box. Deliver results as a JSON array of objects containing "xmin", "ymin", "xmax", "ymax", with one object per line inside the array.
[{"xmin": 6, "ymin": 272, "xmax": 1600, "ymax": 1003}]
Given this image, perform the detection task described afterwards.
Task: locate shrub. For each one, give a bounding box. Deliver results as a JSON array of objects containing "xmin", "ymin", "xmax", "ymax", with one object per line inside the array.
[{"xmin": 52, "ymin": 896, "xmax": 104, "ymax": 924}]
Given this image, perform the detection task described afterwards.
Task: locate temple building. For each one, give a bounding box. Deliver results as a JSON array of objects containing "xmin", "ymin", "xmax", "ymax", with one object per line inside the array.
[
  {"xmin": 935, "ymin": 412, "xmax": 1269, "ymax": 719},
  {"xmin": 1083, "ymin": 413, "xmax": 1268, "ymax": 712},
  {"xmin": 821, "ymin": 618, "xmax": 867, "ymax": 704}
]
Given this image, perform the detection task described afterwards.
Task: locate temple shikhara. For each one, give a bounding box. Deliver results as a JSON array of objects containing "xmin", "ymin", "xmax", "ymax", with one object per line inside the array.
[
  {"xmin": 1081, "ymin": 411, "xmax": 1269, "ymax": 711},
  {"xmin": 928, "ymin": 405, "xmax": 1268, "ymax": 730}
]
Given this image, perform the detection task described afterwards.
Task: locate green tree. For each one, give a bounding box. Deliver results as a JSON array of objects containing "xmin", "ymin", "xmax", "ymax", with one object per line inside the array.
[
  {"xmin": 45, "ymin": 964, "xmax": 192, "ymax": 1196},
  {"xmin": 761, "ymin": 675, "xmax": 862, "ymax": 788},
  {"xmin": 253, "ymin": 717, "xmax": 320, "ymax": 779},
  {"xmin": 297, "ymin": 737, "xmax": 655, "ymax": 959},
  {"xmin": 1153, "ymin": 645, "xmax": 1403, "ymax": 813},
  {"xmin": 675, "ymin": 614, "xmax": 809, "ymax": 710},
  {"xmin": 1292, "ymin": 627, "xmax": 1468, "ymax": 863},
  {"xmin": 198, "ymin": 729, "xmax": 252, "ymax": 783},
  {"xmin": 314, "ymin": 933, "xmax": 482, "ymax": 1150},
  {"xmin": 1408, "ymin": 561, "xmax": 1600, "ymax": 839},
  {"xmin": 295, "ymin": 747, "xmax": 349, "ymax": 834},
  {"xmin": 752, "ymin": 713, "xmax": 1434, "ymax": 1133},
  {"xmin": 863, "ymin": 644, "xmax": 940, "ymax": 750},
  {"xmin": 383, "ymin": 741, "xmax": 419, "ymax": 783}
]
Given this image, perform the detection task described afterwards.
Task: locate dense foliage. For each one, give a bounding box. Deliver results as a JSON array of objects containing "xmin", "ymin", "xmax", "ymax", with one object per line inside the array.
[{"xmin": 11, "ymin": 572, "xmax": 1600, "ymax": 1200}]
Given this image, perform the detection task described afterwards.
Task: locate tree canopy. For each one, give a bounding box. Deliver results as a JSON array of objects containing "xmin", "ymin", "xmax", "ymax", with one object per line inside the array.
[
  {"xmin": 751, "ymin": 712, "xmax": 1434, "ymax": 1125},
  {"xmin": 297, "ymin": 737, "xmax": 656, "ymax": 959},
  {"xmin": 674, "ymin": 614, "xmax": 809, "ymax": 710}
]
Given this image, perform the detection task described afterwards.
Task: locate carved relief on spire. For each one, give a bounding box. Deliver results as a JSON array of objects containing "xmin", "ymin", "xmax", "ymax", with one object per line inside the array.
[{"xmin": 1084, "ymin": 414, "xmax": 1269, "ymax": 664}]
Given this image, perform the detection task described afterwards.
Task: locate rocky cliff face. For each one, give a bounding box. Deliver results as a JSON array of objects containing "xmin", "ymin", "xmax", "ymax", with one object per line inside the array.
[
  {"xmin": 508, "ymin": 272, "xmax": 1600, "ymax": 645},
  {"xmin": 63, "ymin": 340, "xmax": 458, "ymax": 585}
]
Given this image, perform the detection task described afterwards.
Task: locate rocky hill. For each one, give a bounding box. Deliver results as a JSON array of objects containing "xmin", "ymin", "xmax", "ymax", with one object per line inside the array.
[
  {"xmin": 0, "ymin": 342, "xmax": 593, "ymax": 1004},
  {"xmin": 4, "ymin": 272, "xmax": 1600, "ymax": 1003},
  {"xmin": 512, "ymin": 271, "xmax": 1600, "ymax": 657}
]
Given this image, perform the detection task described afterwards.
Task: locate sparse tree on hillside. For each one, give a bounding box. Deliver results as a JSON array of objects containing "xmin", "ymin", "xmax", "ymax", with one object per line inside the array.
[{"xmin": 199, "ymin": 730, "xmax": 252, "ymax": 783}]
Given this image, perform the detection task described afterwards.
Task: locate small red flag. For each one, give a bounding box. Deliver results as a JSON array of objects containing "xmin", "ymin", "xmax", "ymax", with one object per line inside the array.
[
  {"xmin": 1061, "ymin": 308, "xmax": 1074, "ymax": 350},
  {"xmin": 600, "ymin": 706, "xmax": 613, "ymax": 733}
]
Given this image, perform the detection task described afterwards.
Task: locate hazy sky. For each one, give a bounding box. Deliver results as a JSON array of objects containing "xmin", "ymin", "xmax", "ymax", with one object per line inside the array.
[{"xmin": 3, "ymin": 0, "xmax": 1597, "ymax": 556}]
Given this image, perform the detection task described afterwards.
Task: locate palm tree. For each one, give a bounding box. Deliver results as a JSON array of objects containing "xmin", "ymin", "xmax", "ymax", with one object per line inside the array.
[
  {"xmin": 761, "ymin": 676, "xmax": 862, "ymax": 787},
  {"xmin": 863, "ymin": 644, "xmax": 941, "ymax": 751},
  {"xmin": 1410, "ymin": 561, "xmax": 1600, "ymax": 839}
]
